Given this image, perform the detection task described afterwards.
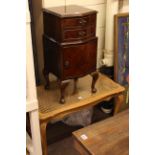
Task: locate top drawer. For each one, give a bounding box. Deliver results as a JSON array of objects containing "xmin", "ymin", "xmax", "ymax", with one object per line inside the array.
[{"xmin": 62, "ymin": 13, "xmax": 96, "ymax": 28}]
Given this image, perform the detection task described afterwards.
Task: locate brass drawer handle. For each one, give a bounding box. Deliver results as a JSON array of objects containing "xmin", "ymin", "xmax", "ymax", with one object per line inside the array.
[
  {"xmin": 78, "ymin": 31, "xmax": 86, "ymax": 37},
  {"xmin": 79, "ymin": 19, "xmax": 87, "ymax": 25}
]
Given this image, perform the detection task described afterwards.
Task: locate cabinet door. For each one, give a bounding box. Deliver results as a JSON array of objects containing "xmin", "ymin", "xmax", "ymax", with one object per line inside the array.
[{"xmin": 62, "ymin": 38, "xmax": 97, "ymax": 80}]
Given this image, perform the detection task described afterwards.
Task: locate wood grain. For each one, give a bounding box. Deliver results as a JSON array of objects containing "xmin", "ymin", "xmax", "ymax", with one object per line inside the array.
[
  {"xmin": 73, "ymin": 110, "xmax": 129, "ymax": 155},
  {"xmin": 37, "ymin": 73, "xmax": 125, "ymax": 122},
  {"xmin": 38, "ymin": 73, "xmax": 125, "ymax": 155}
]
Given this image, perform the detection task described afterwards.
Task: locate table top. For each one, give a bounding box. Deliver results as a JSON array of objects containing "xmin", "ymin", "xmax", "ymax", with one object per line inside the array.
[
  {"xmin": 73, "ymin": 110, "xmax": 129, "ymax": 155},
  {"xmin": 37, "ymin": 73, "xmax": 125, "ymax": 122}
]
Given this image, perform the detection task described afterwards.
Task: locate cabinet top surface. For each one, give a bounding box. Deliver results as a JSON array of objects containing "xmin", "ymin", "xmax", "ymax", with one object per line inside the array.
[{"xmin": 43, "ymin": 5, "xmax": 97, "ymax": 17}]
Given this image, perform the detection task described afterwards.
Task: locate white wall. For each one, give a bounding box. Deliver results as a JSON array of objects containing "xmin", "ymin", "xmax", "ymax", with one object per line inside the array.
[
  {"xmin": 119, "ymin": 0, "xmax": 129, "ymax": 13},
  {"xmin": 43, "ymin": 0, "xmax": 106, "ymax": 68},
  {"xmin": 102, "ymin": 0, "xmax": 129, "ymax": 66}
]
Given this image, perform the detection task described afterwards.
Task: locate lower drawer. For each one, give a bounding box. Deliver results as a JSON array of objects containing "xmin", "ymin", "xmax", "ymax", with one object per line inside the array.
[{"xmin": 62, "ymin": 37, "xmax": 97, "ymax": 80}]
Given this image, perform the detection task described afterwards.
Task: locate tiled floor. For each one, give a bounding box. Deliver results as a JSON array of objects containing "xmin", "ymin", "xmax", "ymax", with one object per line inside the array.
[{"xmin": 48, "ymin": 136, "xmax": 80, "ymax": 155}]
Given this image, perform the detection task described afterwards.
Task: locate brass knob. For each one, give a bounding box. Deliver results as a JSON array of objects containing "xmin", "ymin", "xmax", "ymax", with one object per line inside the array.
[
  {"xmin": 78, "ymin": 31, "xmax": 86, "ymax": 36},
  {"xmin": 79, "ymin": 19, "xmax": 87, "ymax": 25},
  {"xmin": 64, "ymin": 61, "xmax": 69, "ymax": 68}
]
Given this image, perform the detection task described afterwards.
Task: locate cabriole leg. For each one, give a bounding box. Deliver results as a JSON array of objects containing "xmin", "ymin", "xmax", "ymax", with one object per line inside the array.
[
  {"xmin": 59, "ymin": 80, "xmax": 69, "ymax": 104},
  {"xmin": 91, "ymin": 72, "xmax": 99, "ymax": 93},
  {"xmin": 43, "ymin": 69, "xmax": 50, "ymax": 90}
]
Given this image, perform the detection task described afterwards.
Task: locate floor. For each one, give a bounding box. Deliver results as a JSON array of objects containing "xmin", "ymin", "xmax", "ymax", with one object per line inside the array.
[
  {"xmin": 48, "ymin": 136, "xmax": 80, "ymax": 155},
  {"xmin": 47, "ymin": 105, "xmax": 112, "ymax": 155},
  {"xmin": 46, "ymin": 105, "xmax": 112, "ymax": 144}
]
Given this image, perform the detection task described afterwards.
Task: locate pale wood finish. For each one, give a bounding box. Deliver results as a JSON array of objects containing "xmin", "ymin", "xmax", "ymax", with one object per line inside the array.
[
  {"xmin": 38, "ymin": 73, "xmax": 125, "ymax": 121},
  {"xmin": 114, "ymin": 94, "xmax": 125, "ymax": 115},
  {"xmin": 73, "ymin": 110, "xmax": 129, "ymax": 155},
  {"xmin": 40, "ymin": 122, "xmax": 48, "ymax": 155},
  {"xmin": 73, "ymin": 139, "xmax": 89, "ymax": 155},
  {"xmin": 37, "ymin": 73, "xmax": 125, "ymax": 155}
]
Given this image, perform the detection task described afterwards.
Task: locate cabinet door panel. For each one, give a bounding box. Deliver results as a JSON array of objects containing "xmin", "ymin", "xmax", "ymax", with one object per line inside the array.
[{"xmin": 62, "ymin": 38, "xmax": 97, "ymax": 80}]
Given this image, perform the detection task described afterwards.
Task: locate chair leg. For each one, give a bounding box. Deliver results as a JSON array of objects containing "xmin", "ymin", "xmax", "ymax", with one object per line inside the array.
[
  {"xmin": 113, "ymin": 94, "xmax": 124, "ymax": 115},
  {"xmin": 40, "ymin": 122, "xmax": 48, "ymax": 155}
]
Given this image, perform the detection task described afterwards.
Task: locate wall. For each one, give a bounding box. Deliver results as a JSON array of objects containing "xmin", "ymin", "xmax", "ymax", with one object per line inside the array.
[
  {"xmin": 102, "ymin": 0, "xmax": 129, "ymax": 66},
  {"xmin": 119, "ymin": 0, "xmax": 129, "ymax": 13}
]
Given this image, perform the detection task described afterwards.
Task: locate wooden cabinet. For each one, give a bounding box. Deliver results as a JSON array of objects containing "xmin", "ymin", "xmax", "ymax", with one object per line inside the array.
[{"xmin": 43, "ymin": 5, "xmax": 99, "ymax": 103}]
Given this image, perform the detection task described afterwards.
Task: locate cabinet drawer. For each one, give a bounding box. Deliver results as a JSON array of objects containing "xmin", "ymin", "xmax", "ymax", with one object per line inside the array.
[
  {"xmin": 63, "ymin": 26, "xmax": 96, "ymax": 41},
  {"xmin": 62, "ymin": 37, "xmax": 97, "ymax": 80},
  {"xmin": 62, "ymin": 13, "xmax": 96, "ymax": 28}
]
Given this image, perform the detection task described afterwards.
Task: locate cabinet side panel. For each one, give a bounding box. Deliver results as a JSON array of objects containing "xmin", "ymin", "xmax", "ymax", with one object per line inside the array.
[
  {"xmin": 43, "ymin": 36, "xmax": 61, "ymax": 78},
  {"xmin": 43, "ymin": 12, "xmax": 62, "ymax": 42}
]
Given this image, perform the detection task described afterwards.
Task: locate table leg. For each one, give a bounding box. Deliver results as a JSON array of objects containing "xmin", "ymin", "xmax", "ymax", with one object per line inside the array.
[
  {"xmin": 113, "ymin": 94, "xmax": 124, "ymax": 115},
  {"xmin": 40, "ymin": 122, "xmax": 47, "ymax": 155},
  {"xmin": 90, "ymin": 72, "xmax": 99, "ymax": 93}
]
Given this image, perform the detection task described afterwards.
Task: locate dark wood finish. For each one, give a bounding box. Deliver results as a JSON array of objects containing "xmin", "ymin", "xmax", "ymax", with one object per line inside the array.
[
  {"xmin": 73, "ymin": 110, "xmax": 129, "ymax": 155},
  {"xmin": 58, "ymin": 80, "xmax": 69, "ymax": 104},
  {"xmin": 43, "ymin": 6, "xmax": 97, "ymax": 43},
  {"xmin": 91, "ymin": 71, "xmax": 99, "ymax": 93},
  {"xmin": 43, "ymin": 68, "xmax": 50, "ymax": 89},
  {"xmin": 62, "ymin": 38, "xmax": 97, "ymax": 80},
  {"xmin": 43, "ymin": 5, "xmax": 97, "ymax": 18},
  {"xmin": 43, "ymin": 5, "xmax": 98, "ymax": 103},
  {"xmin": 73, "ymin": 78, "xmax": 78, "ymax": 94}
]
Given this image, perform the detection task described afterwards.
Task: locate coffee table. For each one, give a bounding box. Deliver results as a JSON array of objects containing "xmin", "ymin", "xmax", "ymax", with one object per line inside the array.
[{"xmin": 37, "ymin": 73, "xmax": 125, "ymax": 155}]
